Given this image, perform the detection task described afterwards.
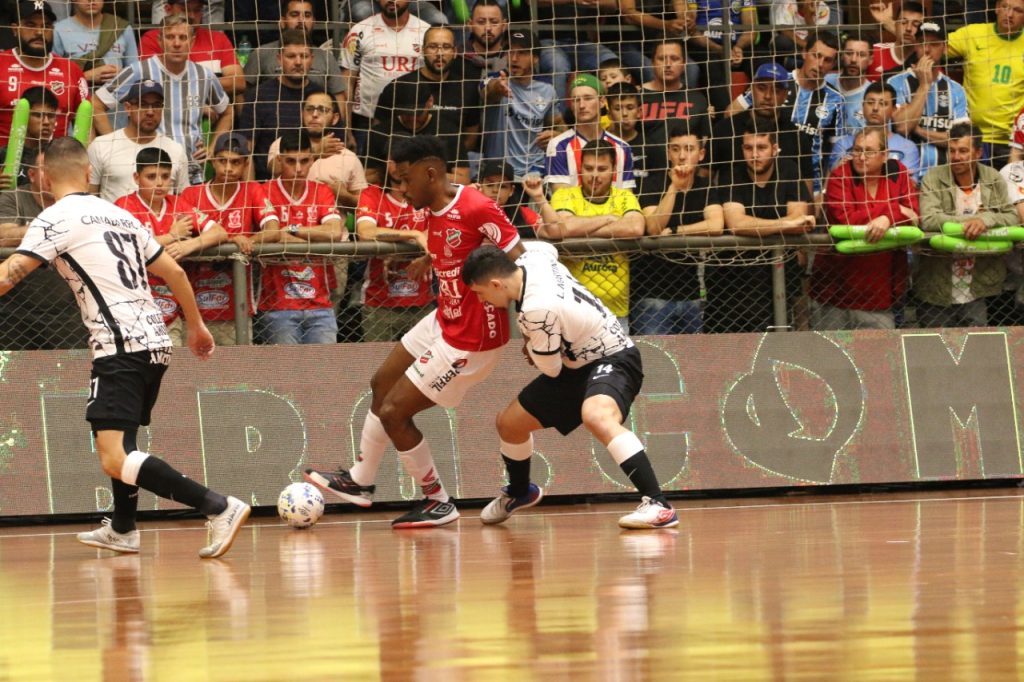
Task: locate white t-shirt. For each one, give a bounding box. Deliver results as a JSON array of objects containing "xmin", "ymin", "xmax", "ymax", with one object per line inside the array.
[
  {"xmin": 771, "ymin": 0, "xmax": 832, "ymax": 41},
  {"xmin": 16, "ymin": 192, "xmax": 171, "ymax": 358},
  {"xmin": 88, "ymin": 130, "xmax": 190, "ymax": 203},
  {"xmin": 951, "ymin": 184, "xmax": 982, "ymax": 304},
  {"xmin": 515, "ymin": 242, "xmax": 632, "ymax": 376},
  {"xmin": 338, "ymin": 14, "xmax": 429, "ymax": 119}
]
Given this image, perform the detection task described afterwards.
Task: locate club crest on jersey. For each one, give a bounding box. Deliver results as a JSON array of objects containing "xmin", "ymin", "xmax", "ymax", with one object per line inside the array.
[
  {"xmin": 50, "ymin": 81, "xmax": 65, "ymax": 96},
  {"xmin": 227, "ymin": 210, "xmax": 242, "ymax": 228},
  {"xmin": 815, "ymin": 103, "xmax": 829, "ymax": 120},
  {"xmin": 937, "ymin": 92, "xmax": 949, "ymax": 108},
  {"xmin": 445, "ymin": 228, "xmax": 462, "ymax": 247}
]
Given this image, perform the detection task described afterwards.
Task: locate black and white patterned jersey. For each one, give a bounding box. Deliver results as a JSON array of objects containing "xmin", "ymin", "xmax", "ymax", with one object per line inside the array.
[
  {"xmin": 16, "ymin": 193, "xmax": 172, "ymax": 358},
  {"xmin": 516, "ymin": 242, "xmax": 632, "ymax": 376}
]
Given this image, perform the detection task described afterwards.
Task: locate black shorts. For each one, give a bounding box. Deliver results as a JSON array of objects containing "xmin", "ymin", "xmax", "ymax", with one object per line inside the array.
[
  {"xmin": 86, "ymin": 350, "xmax": 170, "ymax": 432},
  {"xmin": 518, "ymin": 346, "xmax": 644, "ymax": 436}
]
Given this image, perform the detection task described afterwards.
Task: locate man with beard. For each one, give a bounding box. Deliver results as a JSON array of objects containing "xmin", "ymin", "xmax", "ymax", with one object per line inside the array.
[
  {"xmin": 339, "ymin": 0, "xmax": 431, "ymax": 152},
  {"xmin": 376, "ymin": 26, "xmax": 483, "ymax": 155},
  {"xmin": 243, "ymin": 0, "xmax": 346, "ymax": 115},
  {"xmin": 710, "ymin": 63, "xmax": 815, "ymax": 194},
  {"xmin": 708, "ymin": 119, "xmax": 815, "ymax": 333},
  {"xmin": 93, "ymin": 16, "xmax": 231, "ymax": 184},
  {"xmin": 0, "ymin": 0, "xmax": 89, "ymax": 147},
  {"xmin": 88, "ymin": 80, "xmax": 190, "ymax": 202},
  {"xmin": 238, "ymin": 29, "xmax": 323, "ymax": 180},
  {"xmin": 825, "ymin": 31, "xmax": 873, "ymax": 136},
  {"xmin": 461, "ymin": 0, "xmax": 507, "ymax": 73}
]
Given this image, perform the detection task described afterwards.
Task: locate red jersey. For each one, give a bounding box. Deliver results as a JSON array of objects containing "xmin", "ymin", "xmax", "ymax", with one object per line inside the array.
[
  {"xmin": 1011, "ymin": 105, "xmax": 1024, "ymax": 150},
  {"xmin": 259, "ymin": 179, "xmax": 341, "ymax": 311},
  {"xmin": 867, "ymin": 43, "xmax": 906, "ymax": 82},
  {"xmin": 139, "ymin": 27, "xmax": 240, "ymax": 73},
  {"xmin": 0, "ymin": 50, "xmax": 88, "ymax": 146},
  {"xmin": 427, "ymin": 185, "xmax": 520, "ymax": 351},
  {"xmin": 116, "ymin": 192, "xmax": 215, "ymax": 324},
  {"xmin": 180, "ymin": 181, "xmax": 279, "ymax": 321},
  {"xmin": 357, "ymin": 184, "xmax": 432, "ymax": 309}
]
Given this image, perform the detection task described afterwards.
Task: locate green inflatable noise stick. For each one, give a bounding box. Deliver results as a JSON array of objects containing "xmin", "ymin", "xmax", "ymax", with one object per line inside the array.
[
  {"xmin": 2, "ymin": 98, "xmax": 29, "ymax": 189},
  {"xmin": 829, "ymin": 224, "xmax": 923, "ymax": 243},
  {"xmin": 941, "ymin": 221, "xmax": 1024, "ymax": 241},
  {"xmin": 834, "ymin": 237, "xmax": 910, "ymax": 254},
  {"xmin": 929, "ymin": 234, "xmax": 1014, "ymax": 254},
  {"xmin": 73, "ymin": 99, "xmax": 93, "ymax": 147}
]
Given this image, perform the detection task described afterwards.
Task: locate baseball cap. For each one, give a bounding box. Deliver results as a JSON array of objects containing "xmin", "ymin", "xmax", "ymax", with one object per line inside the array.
[
  {"xmin": 121, "ymin": 79, "xmax": 165, "ymax": 104},
  {"xmin": 479, "ymin": 160, "xmax": 514, "ymax": 183},
  {"xmin": 570, "ymin": 73, "xmax": 603, "ymax": 96},
  {"xmin": 213, "ymin": 132, "xmax": 251, "ymax": 156},
  {"xmin": 920, "ymin": 18, "xmax": 945, "ymax": 39},
  {"xmin": 753, "ymin": 62, "xmax": 791, "ymax": 83},
  {"xmin": 17, "ymin": 0, "xmax": 57, "ymax": 23},
  {"xmin": 508, "ymin": 30, "xmax": 535, "ymax": 51}
]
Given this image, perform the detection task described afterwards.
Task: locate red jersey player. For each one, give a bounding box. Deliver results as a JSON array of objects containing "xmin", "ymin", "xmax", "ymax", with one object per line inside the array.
[
  {"xmin": 305, "ymin": 135, "xmax": 525, "ymax": 528},
  {"xmin": 180, "ymin": 133, "xmax": 280, "ymax": 344},
  {"xmin": 259, "ymin": 130, "xmax": 345, "ymax": 345},
  {"xmin": 115, "ymin": 147, "xmax": 228, "ymax": 344},
  {"xmin": 356, "ymin": 168, "xmax": 432, "ymax": 342},
  {"xmin": 0, "ymin": 1, "xmax": 89, "ymax": 147}
]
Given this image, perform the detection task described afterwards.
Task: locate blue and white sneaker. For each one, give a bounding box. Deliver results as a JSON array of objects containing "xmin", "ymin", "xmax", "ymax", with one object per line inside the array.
[{"xmin": 480, "ymin": 483, "xmax": 544, "ymax": 525}]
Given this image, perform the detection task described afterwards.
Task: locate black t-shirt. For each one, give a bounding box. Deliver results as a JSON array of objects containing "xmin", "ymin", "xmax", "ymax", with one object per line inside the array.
[
  {"xmin": 632, "ymin": 175, "xmax": 716, "ymax": 303},
  {"xmin": 375, "ymin": 62, "xmax": 484, "ymax": 132},
  {"xmin": 708, "ymin": 111, "xmax": 816, "ymax": 189},
  {"xmin": 640, "ymin": 88, "xmax": 710, "ymax": 133},
  {"xmin": 619, "ymin": 120, "xmax": 669, "ymax": 206},
  {"xmin": 365, "ymin": 112, "xmax": 467, "ymax": 173},
  {"xmin": 705, "ymin": 159, "xmax": 810, "ymax": 333}
]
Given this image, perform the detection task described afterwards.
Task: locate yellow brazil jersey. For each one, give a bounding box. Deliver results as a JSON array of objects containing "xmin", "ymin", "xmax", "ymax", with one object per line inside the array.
[
  {"xmin": 947, "ymin": 23, "xmax": 1024, "ymax": 144},
  {"xmin": 550, "ymin": 186, "xmax": 642, "ymax": 318}
]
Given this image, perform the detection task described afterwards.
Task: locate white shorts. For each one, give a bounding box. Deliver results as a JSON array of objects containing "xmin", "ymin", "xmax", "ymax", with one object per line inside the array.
[{"xmin": 401, "ymin": 312, "xmax": 501, "ymax": 408}]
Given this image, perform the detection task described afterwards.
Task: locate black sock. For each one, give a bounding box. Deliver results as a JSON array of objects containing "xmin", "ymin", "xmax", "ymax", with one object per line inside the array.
[
  {"xmin": 503, "ymin": 454, "xmax": 532, "ymax": 498},
  {"xmin": 619, "ymin": 451, "xmax": 668, "ymax": 505},
  {"xmin": 110, "ymin": 478, "xmax": 138, "ymax": 534},
  {"xmin": 135, "ymin": 455, "xmax": 228, "ymax": 516}
]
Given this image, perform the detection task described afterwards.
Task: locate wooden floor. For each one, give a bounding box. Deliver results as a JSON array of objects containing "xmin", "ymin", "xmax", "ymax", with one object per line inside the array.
[{"xmin": 3, "ymin": 488, "xmax": 1024, "ymax": 681}]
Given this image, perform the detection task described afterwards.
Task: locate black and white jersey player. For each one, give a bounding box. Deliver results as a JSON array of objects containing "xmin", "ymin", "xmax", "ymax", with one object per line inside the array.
[
  {"xmin": 514, "ymin": 241, "xmax": 632, "ymax": 375},
  {"xmin": 15, "ymin": 192, "xmax": 173, "ymax": 358},
  {"xmin": 0, "ymin": 137, "xmax": 249, "ymax": 559},
  {"xmin": 462, "ymin": 242, "xmax": 680, "ymax": 530}
]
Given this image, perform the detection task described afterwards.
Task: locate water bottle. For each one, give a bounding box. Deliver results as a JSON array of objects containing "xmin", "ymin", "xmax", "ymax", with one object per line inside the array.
[{"xmin": 236, "ymin": 35, "xmax": 252, "ymax": 68}]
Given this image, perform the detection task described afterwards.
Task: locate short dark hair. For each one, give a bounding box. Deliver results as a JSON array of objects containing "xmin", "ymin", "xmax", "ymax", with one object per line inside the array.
[
  {"xmin": 604, "ymin": 81, "xmax": 641, "ymax": 104},
  {"xmin": 135, "ymin": 146, "xmax": 173, "ymax": 170},
  {"xmin": 864, "ymin": 80, "xmax": 897, "ymax": 100},
  {"xmin": 668, "ymin": 118, "xmax": 708, "ymax": 142},
  {"xmin": 471, "ymin": 0, "xmax": 507, "ymax": 20},
  {"xmin": 391, "ymin": 135, "xmax": 448, "ymax": 166},
  {"xmin": 278, "ymin": 128, "xmax": 312, "ymax": 154},
  {"xmin": 280, "ymin": 28, "xmax": 309, "ymax": 48},
  {"xmin": 740, "ymin": 115, "xmax": 778, "ymax": 143},
  {"xmin": 805, "ymin": 29, "xmax": 840, "ymax": 53},
  {"xmin": 843, "ymin": 29, "xmax": 871, "ymax": 46},
  {"xmin": 42, "ymin": 136, "xmax": 89, "ymax": 176},
  {"xmin": 653, "ymin": 40, "xmax": 686, "ymax": 59},
  {"xmin": 949, "ymin": 121, "xmax": 983, "ymax": 150},
  {"xmin": 580, "ymin": 138, "xmax": 616, "ymax": 163},
  {"xmin": 20, "ymin": 85, "xmax": 58, "ymax": 110},
  {"xmin": 900, "ymin": 1, "xmax": 924, "ymax": 16},
  {"xmin": 461, "ymin": 244, "xmax": 517, "ymax": 286}
]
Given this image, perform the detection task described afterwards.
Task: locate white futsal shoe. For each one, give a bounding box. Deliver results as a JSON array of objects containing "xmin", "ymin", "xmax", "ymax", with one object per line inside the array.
[
  {"xmin": 77, "ymin": 518, "xmax": 140, "ymax": 553},
  {"xmin": 618, "ymin": 497, "xmax": 679, "ymax": 530},
  {"xmin": 199, "ymin": 496, "xmax": 251, "ymax": 558}
]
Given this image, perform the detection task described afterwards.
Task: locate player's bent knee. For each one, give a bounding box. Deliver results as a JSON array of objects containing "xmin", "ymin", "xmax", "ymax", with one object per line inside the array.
[
  {"xmin": 376, "ymin": 399, "xmax": 411, "ymax": 435},
  {"xmin": 581, "ymin": 396, "xmax": 623, "ymax": 436},
  {"xmin": 94, "ymin": 431, "xmax": 129, "ymax": 479}
]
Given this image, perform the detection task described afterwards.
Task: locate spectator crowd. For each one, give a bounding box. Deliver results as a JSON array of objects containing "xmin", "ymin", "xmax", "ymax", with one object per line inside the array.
[{"xmin": 3, "ymin": 0, "xmax": 1024, "ymax": 348}]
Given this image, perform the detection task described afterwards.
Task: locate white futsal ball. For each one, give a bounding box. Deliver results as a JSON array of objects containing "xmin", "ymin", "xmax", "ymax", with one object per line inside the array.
[{"xmin": 277, "ymin": 482, "xmax": 325, "ymax": 529}]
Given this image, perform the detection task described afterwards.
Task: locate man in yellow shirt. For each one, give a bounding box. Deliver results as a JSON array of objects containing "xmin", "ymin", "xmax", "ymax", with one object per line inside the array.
[
  {"xmin": 524, "ymin": 139, "xmax": 645, "ymax": 330},
  {"xmin": 947, "ymin": 0, "xmax": 1024, "ymax": 165}
]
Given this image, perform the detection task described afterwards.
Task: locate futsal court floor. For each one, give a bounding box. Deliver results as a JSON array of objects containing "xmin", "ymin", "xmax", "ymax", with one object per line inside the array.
[{"xmin": 3, "ymin": 487, "xmax": 1024, "ymax": 681}]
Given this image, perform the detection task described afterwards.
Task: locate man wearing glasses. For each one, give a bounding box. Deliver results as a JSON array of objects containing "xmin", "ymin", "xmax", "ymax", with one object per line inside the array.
[
  {"xmin": 0, "ymin": 0, "xmax": 89, "ymax": 147},
  {"xmin": 829, "ymin": 80, "xmax": 921, "ymax": 181},
  {"xmin": 88, "ymin": 80, "xmax": 190, "ymax": 202}
]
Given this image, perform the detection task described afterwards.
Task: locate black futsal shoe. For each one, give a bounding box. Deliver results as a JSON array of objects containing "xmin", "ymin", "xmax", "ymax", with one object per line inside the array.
[
  {"xmin": 303, "ymin": 467, "xmax": 375, "ymax": 507},
  {"xmin": 391, "ymin": 498, "xmax": 460, "ymax": 528}
]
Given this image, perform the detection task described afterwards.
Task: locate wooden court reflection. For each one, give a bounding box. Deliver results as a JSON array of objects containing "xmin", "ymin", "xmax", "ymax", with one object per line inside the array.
[{"xmin": 3, "ymin": 489, "xmax": 1024, "ymax": 680}]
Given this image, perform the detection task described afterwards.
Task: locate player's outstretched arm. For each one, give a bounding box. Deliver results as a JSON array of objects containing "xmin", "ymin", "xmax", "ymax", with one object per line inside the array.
[
  {"xmin": 147, "ymin": 251, "xmax": 215, "ymax": 360},
  {"xmin": 0, "ymin": 253, "xmax": 41, "ymax": 296}
]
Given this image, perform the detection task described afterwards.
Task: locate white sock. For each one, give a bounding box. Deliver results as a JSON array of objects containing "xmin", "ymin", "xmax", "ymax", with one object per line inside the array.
[
  {"xmin": 349, "ymin": 411, "xmax": 390, "ymax": 486},
  {"xmin": 607, "ymin": 431, "xmax": 644, "ymax": 465},
  {"xmin": 500, "ymin": 435, "xmax": 533, "ymax": 461},
  {"xmin": 398, "ymin": 438, "xmax": 449, "ymax": 502},
  {"xmin": 120, "ymin": 450, "xmax": 150, "ymax": 486}
]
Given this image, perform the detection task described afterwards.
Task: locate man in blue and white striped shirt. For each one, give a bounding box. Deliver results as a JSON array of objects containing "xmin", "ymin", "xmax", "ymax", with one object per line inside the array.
[{"xmin": 91, "ymin": 15, "xmax": 231, "ymax": 184}]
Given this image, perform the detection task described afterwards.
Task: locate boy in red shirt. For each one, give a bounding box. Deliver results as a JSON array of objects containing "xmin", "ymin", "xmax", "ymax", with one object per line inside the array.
[
  {"xmin": 115, "ymin": 147, "xmax": 229, "ymax": 345},
  {"xmin": 180, "ymin": 133, "xmax": 280, "ymax": 344},
  {"xmin": 259, "ymin": 129, "xmax": 345, "ymax": 344}
]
